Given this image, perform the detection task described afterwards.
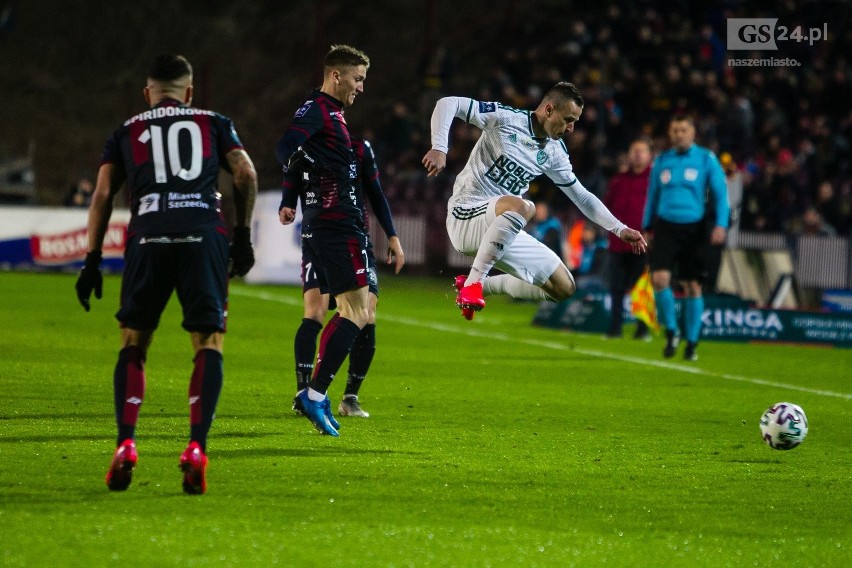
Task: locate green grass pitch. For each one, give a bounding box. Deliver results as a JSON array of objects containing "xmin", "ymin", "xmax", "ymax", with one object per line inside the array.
[{"xmin": 1, "ymin": 271, "xmax": 850, "ymax": 567}]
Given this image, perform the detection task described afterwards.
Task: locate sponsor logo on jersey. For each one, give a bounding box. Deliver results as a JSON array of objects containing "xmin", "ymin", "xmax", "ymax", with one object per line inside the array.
[
  {"xmin": 536, "ymin": 150, "xmax": 548, "ymax": 165},
  {"xmin": 479, "ymin": 101, "xmax": 497, "ymax": 113},
  {"xmin": 167, "ymin": 192, "xmax": 210, "ymax": 210},
  {"xmin": 684, "ymin": 167, "xmax": 699, "ymax": 181},
  {"xmin": 139, "ymin": 235, "xmax": 203, "ymax": 245},
  {"xmin": 139, "ymin": 193, "xmax": 160, "ymax": 215},
  {"xmin": 660, "ymin": 169, "xmax": 672, "ymax": 184},
  {"xmin": 331, "ymin": 111, "xmax": 346, "ymax": 124},
  {"xmin": 294, "ymin": 101, "xmax": 313, "ymax": 118},
  {"xmin": 485, "ymin": 155, "xmax": 537, "ymax": 195}
]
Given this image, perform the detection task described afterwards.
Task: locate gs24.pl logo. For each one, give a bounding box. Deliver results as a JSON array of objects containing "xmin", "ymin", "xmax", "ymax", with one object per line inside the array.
[{"xmin": 727, "ymin": 18, "xmax": 828, "ymax": 50}]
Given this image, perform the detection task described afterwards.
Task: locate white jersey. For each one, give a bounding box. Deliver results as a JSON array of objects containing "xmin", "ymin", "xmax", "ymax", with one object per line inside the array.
[{"xmin": 430, "ymin": 96, "xmax": 625, "ymax": 235}]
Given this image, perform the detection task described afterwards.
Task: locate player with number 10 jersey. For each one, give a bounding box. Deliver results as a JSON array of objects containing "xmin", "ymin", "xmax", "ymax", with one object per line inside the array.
[{"xmin": 101, "ymin": 100, "xmax": 244, "ymax": 235}]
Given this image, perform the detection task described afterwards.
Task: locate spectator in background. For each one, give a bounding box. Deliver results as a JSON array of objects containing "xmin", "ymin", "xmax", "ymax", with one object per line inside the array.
[
  {"xmin": 574, "ymin": 222, "xmax": 608, "ymax": 290},
  {"xmin": 603, "ymin": 138, "xmax": 652, "ymax": 339},
  {"xmin": 791, "ymin": 206, "xmax": 837, "ymax": 237},
  {"xmin": 527, "ymin": 201, "xmax": 564, "ymax": 260},
  {"xmin": 814, "ymin": 180, "xmax": 850, "ymax": 236},
  {"xmin": 705, "ymin": 151, "xmax": 743, "ymax": 292},
  {"xmin": 64, "ymin": 177, "xmax": 94, "ymax": 208}
]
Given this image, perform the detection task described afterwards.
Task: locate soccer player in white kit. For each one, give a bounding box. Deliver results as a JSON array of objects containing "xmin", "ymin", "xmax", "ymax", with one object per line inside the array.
[{"xmin": 422, "ymin": 82, "xmax": 647, "ymax": 320}]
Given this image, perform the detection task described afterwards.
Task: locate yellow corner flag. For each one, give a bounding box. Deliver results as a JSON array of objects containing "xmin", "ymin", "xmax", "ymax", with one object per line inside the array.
[{"xmin": 630, "ymin": 267, "xmax": 660, "ymax": 331}]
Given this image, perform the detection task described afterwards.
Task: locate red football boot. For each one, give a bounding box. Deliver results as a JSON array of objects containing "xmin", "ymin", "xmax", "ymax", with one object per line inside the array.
[
  {"xmin": 179, "ymin": 441, "xmax": 208, "ymax": 495},
  {"xmin": 453, "ymin": 275, "xmax": 476, "ymax": 320},
  {"xmin": 456, "ymin": 280, "xmax": 485, "ymax": 319},
  {"xmin": 106, "ymin": 439, "xmax": 138, "ymax": 491}
]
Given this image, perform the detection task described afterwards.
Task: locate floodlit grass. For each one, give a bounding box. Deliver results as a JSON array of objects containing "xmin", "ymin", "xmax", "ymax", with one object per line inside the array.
[{"xmin": 1, "ymin": 271, "xmax": 850, "ymax": 567}]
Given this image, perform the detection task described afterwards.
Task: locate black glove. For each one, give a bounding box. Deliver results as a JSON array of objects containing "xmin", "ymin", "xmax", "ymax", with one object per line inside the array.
[
  {"xmin": 229, "ymin": 226, "xmax": 255, "ymax": 278},
  {"xmin": 75, "ymin": 250, "xmax": 103, "ymax": 312},
  {"xmin": 284, "ymin": 147, "xmax": 315, "ymax": 175}
]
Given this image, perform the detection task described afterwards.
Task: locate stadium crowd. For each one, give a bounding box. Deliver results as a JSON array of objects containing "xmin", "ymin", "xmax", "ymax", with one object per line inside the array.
[{"xmin": 367, "ymin": 2, "xmax": 851, "ymax": 240}]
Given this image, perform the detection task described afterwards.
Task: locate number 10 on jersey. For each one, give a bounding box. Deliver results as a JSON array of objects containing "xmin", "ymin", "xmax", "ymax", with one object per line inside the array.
[{"xmin": 137, "ymin": 120, "xmax": 203, "ymax": 183}]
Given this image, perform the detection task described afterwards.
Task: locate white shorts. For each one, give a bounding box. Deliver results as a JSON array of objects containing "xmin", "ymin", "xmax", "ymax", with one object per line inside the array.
[{"xmin": 446, "ymin": 198, "xmax": 562, "ymax": 286}]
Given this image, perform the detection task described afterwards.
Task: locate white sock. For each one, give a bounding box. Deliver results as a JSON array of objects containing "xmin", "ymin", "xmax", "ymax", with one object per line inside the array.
[
  {"xmin": 466, "ymin": 211, "xmax": 527, "ymax": 286},
  {"xmin": 482, "ymin": 274, "xmax": 552, "ymax": 301},
  {"xmin": 307, "ymin": 387, "xmax": 326, "ymax": 401}
]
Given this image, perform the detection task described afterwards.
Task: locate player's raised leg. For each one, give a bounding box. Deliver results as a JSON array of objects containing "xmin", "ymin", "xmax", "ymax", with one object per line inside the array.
[{"xmin": 457, "ymin": 196, "xmax": 535, "ymax": 317}]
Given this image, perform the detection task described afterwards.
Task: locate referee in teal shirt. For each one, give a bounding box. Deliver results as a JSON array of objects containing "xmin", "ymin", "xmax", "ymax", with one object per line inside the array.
[{"xmin": 642, "ymin": 116, "xmax": 729, "ymax": 361}]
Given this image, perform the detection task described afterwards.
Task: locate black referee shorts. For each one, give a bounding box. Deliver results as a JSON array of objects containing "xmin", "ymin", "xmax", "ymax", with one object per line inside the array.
[
  {"xmin": 117, "ymin": 228, "xmax": 229, "ymax": 332},
  {"xmin": 648, "ymin": 219, "xmax": 709, "ymax": 282}
]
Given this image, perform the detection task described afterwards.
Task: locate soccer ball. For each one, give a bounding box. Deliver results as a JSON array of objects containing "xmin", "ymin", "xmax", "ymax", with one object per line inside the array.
[{"xmin": 759, "ymin": 402, "xmax": 808, "ymax": 450}]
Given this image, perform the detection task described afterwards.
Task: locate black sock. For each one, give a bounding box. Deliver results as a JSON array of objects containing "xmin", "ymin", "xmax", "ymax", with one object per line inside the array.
[
  {"xmin": 345, "ymin": 324, "xmax": 375, "ymax": 397},
  {"xmin": 114, "ymin": 346, "xmax": 145, "ymax": 446},
  {"xmin": 189, "ymin": 349, "xmax": 223, "ymax": 453},
  {"xmin": 294, "ymin": 318, "xmax": 323, "ymax": 391},
  {"xmin": 309, "ymin": 313, "xmax": 361, "ymax": 395}
]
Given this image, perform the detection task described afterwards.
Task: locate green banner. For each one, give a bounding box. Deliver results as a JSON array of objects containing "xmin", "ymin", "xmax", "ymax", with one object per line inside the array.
[{"xmin": 533, "ymin": 293, "xmax": 852, "ymax": 348}]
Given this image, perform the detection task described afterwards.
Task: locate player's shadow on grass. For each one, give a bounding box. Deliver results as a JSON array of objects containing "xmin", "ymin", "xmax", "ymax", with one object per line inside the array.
[{"xmin": 216, "ymin": 447, "xmax": 423, "ymax": 459}]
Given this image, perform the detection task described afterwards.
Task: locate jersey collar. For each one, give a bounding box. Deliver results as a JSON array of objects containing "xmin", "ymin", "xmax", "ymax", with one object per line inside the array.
[{"xmin": 314, "ymin": 88, "xmax": 344, "ymax": 110}]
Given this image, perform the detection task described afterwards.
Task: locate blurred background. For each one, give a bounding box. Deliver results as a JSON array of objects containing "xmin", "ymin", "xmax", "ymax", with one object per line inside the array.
[{"xmin": 1, "ymin": 0, "xmax": 850, "ymax": 308}]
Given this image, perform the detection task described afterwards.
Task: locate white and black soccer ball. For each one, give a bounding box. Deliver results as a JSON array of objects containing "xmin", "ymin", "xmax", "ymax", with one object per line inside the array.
[{"xmin": 760, "ymin": 402, "xmax": 808, "ymax": 450}]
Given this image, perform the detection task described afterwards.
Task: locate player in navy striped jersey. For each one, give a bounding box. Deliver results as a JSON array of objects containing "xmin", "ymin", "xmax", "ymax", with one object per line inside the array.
[
  {"xmin": 75, "ymin": 55, "xmax": 258, "ymax": 494},
  {"xmin": 277, "ymin": 45, "xmax": 388, "ymax": 436},
  {"xmin": 291, "ymin": 136, "xmax": 404, "ymax": 419},
  {"xmin": 422, "ymin": 82, "xmax": 646, "ymax": 320}
]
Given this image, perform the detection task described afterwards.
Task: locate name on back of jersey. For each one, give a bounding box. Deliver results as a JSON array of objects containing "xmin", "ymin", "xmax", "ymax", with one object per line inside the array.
[
  {"xmin": 485, "ymin": 155, "xmax": 536, "ymax": 195},
  {"xmin": 123, "ymin": 105, "xmax": 215, "ymax": 126}
]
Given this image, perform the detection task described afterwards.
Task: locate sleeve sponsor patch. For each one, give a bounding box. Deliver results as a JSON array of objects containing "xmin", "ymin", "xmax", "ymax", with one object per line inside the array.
[
  {"xmin": 478, "ymin": 101, "xmax": 497, "ymax": 113},
  {"xmin": 294, "ymin": 101, "xmax": 313, "ymax": 118}
]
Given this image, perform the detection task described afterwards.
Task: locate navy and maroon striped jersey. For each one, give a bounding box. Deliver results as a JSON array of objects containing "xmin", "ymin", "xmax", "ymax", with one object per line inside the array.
[
  {"xmin": 101, "ymin": 98, "xmax": 243, "ymax": 235},
  {"xmin": 276, "ymin": 89, "xmax": 361, "ymax": 228},
  {"xmin": 351, "ymin": 137, "xmax": 396, "ymax": 238}
]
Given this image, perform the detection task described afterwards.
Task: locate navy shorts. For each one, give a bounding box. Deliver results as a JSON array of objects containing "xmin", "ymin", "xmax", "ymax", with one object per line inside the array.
[
  {"xmin": 302, "ymin": 237, "xmax": 379, "ymax": 297},
  {"xmin": 648, "ymin": 219, "xmax": 708, "ymax": 282},
  {"xmin": 301, "ymin": 225, "xmax": 376, "ymax": 297},
  {"xmin": 117, "ymin": 228, "xmax": 229, "ymax": 332}
]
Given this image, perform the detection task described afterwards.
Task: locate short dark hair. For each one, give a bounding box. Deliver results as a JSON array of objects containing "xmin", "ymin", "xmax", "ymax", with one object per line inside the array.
[
  {"xmin": 543, "ymin": 82, "xmax": 584, "ymax": 109},
  {"xmin": 324, "ymin": 44, "xmax": 370, "ymax": 70},
  {"xmin": 148, "ymin": 55, "xmax": 193, "ymax": 82},
  {"xmin": 670, "ymin": 114, "xmax": 694, "ymax": 126}
]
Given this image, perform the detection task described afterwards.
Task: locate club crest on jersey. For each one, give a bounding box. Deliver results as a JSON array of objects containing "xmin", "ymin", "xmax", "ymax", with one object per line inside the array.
[
  {"xmin": 660, "ymin": 169, "xmax": 672, "ymax": 184},
  {"xmin": 684, "ymin": 167, "xmax": 699, "ymax": 181},
  {"xmin": 508, "ymin": 133, "xmax": 517, "ymax": 143},
  {"xmin": 479, "ymin": 101, "xmax": 497, "ymax": 113},
  {"xmin": 294, "ymin": 101, "xmax": 312, "ymax": 118},
  {"xmin": 536, "ymin": 150, "xmax": 547, "ymax": 165},
  {"xmin": 138, "ymin": 193, "xmax": 159, "ymax": 215}
]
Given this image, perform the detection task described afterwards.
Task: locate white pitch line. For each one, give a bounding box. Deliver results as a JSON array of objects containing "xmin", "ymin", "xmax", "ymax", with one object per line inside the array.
[{"xmin": 232, "ymin": 287, "xmax": 852, "ymax": 401}]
